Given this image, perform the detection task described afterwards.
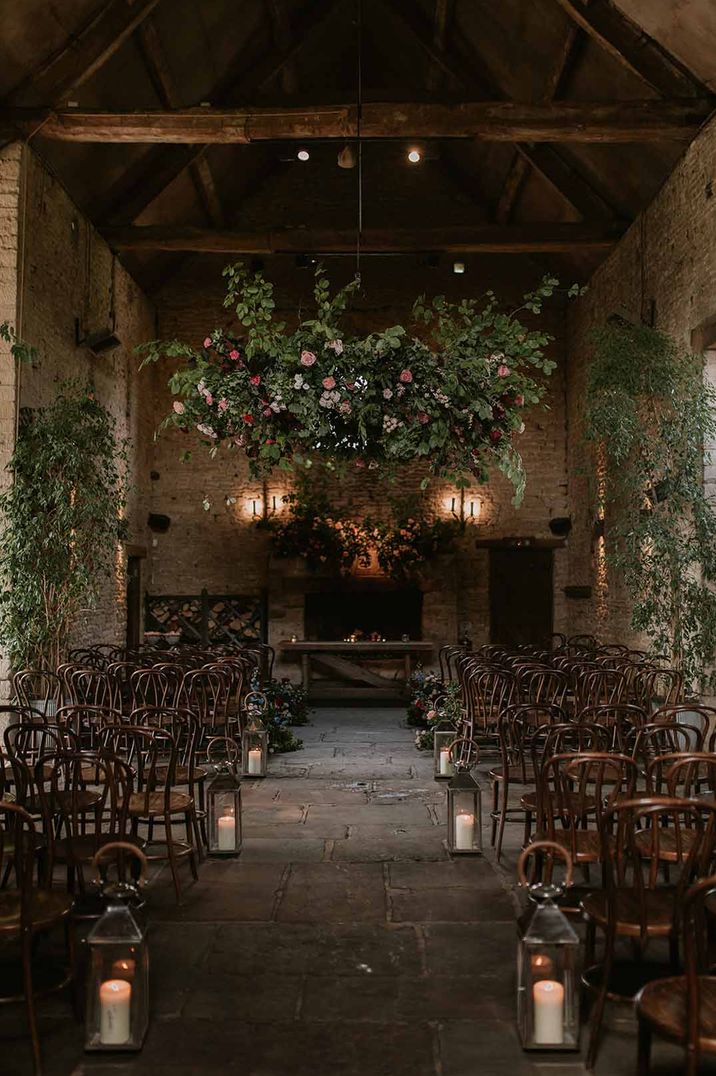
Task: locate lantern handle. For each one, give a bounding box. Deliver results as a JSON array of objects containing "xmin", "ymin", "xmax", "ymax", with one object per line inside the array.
[
  {"xmin": 206, "ymin": 735, "xmax": 241, "ymax": 766},
  {"xmin": 244, "ymin": 690, "xmax": 268, "ymax": 712},
  {"xmin": 447, "ymin": 737, "xmax": 480, "ymax": 769},
  {"xmin": 517, "ymin": 840, "xmax": 574, "ymax": 888},
  {"xmin": 91, "ymin": 840, "xmax": 148, "ymax": 888}
]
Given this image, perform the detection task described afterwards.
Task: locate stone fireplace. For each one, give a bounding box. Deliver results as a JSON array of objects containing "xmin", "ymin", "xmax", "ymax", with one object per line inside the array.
[{"xmin": 268, "ymin": 555, "xmax": 460, "ymax": 681}]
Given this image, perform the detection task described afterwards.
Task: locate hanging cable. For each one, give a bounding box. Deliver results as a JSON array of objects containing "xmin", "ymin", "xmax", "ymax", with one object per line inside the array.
[{"xmin": 356, "ymin": 0, "xmax": 363, "ymax": 283}]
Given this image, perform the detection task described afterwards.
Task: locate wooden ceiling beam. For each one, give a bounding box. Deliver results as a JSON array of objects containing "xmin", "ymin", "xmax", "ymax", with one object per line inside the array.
[
  {"xmin": 553, "ymin": 0, "xmax": 711, "ymax": 97},
  {"xmin": 93, "ymin": 0, "xmax": 342, "ymax": 224},
  {"xmin": 136, "ymin": 16, "xmax": 224, "ymax": 225},
  {"xmin": 4, "ymin": 0, "xmax": 162, "ymax": 106},
  {"xmin": 381, "ymin": 0, "xmax": 621, "ymax": 220},
  {"xmin": 102, "ymin": 222, "xmax": 625, "ymax": 254},
  {"xmin": 8, "ymin": 99, "xmax": 710, "ymax": 143}
]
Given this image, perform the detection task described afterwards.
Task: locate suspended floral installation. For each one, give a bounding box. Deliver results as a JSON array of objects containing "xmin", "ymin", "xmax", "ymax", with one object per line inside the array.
[{"xmin": 139, "ymin": 263, "xmax": 575, "ymax": 504}]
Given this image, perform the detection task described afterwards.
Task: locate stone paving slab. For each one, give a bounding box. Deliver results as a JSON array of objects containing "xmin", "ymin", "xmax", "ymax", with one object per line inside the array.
[{"xmin": 276, "ymin": 862, "xmax": 388, "ymax": 922}]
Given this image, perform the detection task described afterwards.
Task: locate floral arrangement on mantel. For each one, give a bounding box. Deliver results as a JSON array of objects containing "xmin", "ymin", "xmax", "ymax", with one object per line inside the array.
[{"xmin": 138, "ymin": 264, "xmax": 577, "ymax": 505}]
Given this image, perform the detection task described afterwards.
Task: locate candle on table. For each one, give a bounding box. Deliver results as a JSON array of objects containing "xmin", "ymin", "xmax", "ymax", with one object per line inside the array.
[
  {"xmin": 217, "ymin": 813, "xmax": 236, "ymax": 851},
  {"xmin": 533, "ymin": 980, "xmax": 564, "ymax": 1044},
  {"xmin": 454, "ymin": 811, "xmax": 475, "ymax": 850},
  {"xmin": 110, "ymin": 958, "xmax": 135, "ymax": 982},
  {"xmin": 439, "ymin": 748, "xmax": 452, "ymax": 776},
  {"xmin": 248, "ymin": 748, "xmax": 262, "ymax": 775},
  {"xmin": 99, "ymin": 979, "xmax": 132, "ymax": 1045}
]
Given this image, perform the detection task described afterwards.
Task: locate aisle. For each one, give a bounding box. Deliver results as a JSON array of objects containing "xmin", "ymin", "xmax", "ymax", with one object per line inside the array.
[{"xmin": 5, "ymin": 707, "xmax": 688, "ymax": 1075}]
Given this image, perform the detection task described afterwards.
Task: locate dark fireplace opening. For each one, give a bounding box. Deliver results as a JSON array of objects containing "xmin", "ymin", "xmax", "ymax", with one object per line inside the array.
[{"xmin": 304, "ymin": 582, "xmax": 423, "ymax": 641}]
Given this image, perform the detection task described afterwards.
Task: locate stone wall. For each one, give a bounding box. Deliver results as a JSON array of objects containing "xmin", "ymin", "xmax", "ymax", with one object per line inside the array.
[
  {"xmin": 565, "ymin": 110, "xmax": 716, "ymax": 644},
  {"xmin": 151, "ymin": 255, "xmax": 570, "ymax": 669},
  {"xmin": 0, "ymin": 144, "xmax": 155, "ymax": 689}
]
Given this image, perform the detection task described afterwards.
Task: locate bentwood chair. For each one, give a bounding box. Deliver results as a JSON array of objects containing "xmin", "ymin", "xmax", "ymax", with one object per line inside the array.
[
  {"xmin": 12, "ymin": 671, "xmax": 63, "ymax": 719},
  {"xmin": 0, "ymin": 801, "xmax": 74, "ymax": 1075},
  {"xmin": 636, "ymin": 873, "xmax": 716, "ymax": 1075},
  {"xmin": 582, "ymin": 797, "xmax": 716, "ymax": 1069}
]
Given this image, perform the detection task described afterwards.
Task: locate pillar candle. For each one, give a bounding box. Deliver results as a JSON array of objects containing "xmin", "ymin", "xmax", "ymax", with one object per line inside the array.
[
  {"xmin": 248, "ymin": 747, "xmax": 263, "ymax": 775},
  {"xmin": 99, "ymin": 979, "xmax": 132, "ymax": 1045},
  {"xmin": 217, "ymin": 813, "xmax": 236, "ymax": 851},
  {"xmin": 439, "ymin": 748, "xmax": 452, "ymax": 776},
  {"xmin": 454, "ymin": 811, "xmax": 475, "ymax": 850},
  {"xmin": 533, "ymin": 980, "xmax": 564, "ymax": 1044}
]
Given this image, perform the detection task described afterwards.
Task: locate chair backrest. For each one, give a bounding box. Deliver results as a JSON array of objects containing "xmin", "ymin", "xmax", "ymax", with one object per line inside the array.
[
  {"xmin": 100, "ymin": 724, "xmax": 178, "ymax": 805},
  {"xmin": 682, "ymin": 873, "xmax": 716, "ymax": 1059},
  {"xmin": 0, "ymin": 801, "xmax": 38, "ymax": 902},
  {"xmin": 516, "ymin": 666, "xmax": 570, "ymax": 708},
  {"xmin": 577, "ymin": 703, "xmax": 647, "ymax": 751},
  {"xmin": 65, "ymin": 667, "xmax": 114, "ymax": 708},
  {"xmin": 646, "ymin": 752, "xmax": 716, "ymax": 800},
  {"xmin": 181, "ymin": 667, "xmax": 231, "ymax": 727},
  {"xmin": 131, "ymin": 665, "xmax": 184, "ymax": 709},
  {"xmin": 12, "ymin": 669, "xmax": 63, "ymax": 716},
  {"xmin": 574, "ymin": 667, "xmax": 628, "ymax": 710},
  {"xmin": 604, "ymin": 795, "xmax": 716, "ymax": 897},
  {"xmin": 498, "ymin": 704, "xmax": 566, "ymax": 780},
  {"xmin": 632, "ymin": 666, "xmax": 684, "ymax": 711},
  {"xmin": 130, "ymin": 705, "xmax": 200, "ymax": 772},
  {"xmin": 56, "ymin": 704, "xmax": 123, "ymax": 748},
  {"xmin": 465, "ymin": 667, "xmax": 516, "ymax": 734},
  {"xmin": 630, "ymin": 721, "xmax": 704, "ymax": 764},
  {"xmin": 540, "ymin": 752, "xmax": 640, "ymax": 859},
  {"xmin": 654, "ymin": 704, "xmax": 715, "ymax": 746}
]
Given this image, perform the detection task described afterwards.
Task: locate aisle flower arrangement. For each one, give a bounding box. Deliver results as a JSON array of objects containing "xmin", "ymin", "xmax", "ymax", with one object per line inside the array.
[
  {"xmin": 250, "ymin": 674, "xmax": 308, "ymax": 753},
  {"xmin": 413, "ymin": 682, "xmax": 463, "ymax": 752},
  {"xmin": 406, "ymin": 665, "xmax": 444, "ymax": 726},
  {"xmin": 139, "ymin": 263, "xmax": 573, "ymax": 504}
]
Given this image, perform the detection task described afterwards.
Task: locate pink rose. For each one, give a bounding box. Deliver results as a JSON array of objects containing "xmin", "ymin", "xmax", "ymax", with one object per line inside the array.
[
  {"xmin": 229, "ymin": 349, "xmax": 240, "ymax": 361},
  {"xmin": 173, "ymin": 401, "xmax": 185, "ymax": 415},
  {"xmin": 250, "ymin": 374, "xmax": 261, "ymax": 386},
  {"xmin": 418, "ymin": 412, "xmax": 430, "ymax": 424},
  {"xmin": 399, "ymin": 369, "xmax": 413, "ymax": 384},
  {"xmin": 322, "ymin": 376, "xmax": 336, "ymax": 390},
  {"xmin": 263, "ymin": 407, "xmax": 273, "ymax": 417},
  {"xmin": 203, "ymin": 337, "xmax": 212, "ymax": 348},
  {"xmin": 515, "ymin": 394, "xmax": 525, "ymax": 407},
  {"xmin": 218, "ymin": 398, "xmax": 228, "ymax": 412},
  {"xmin": 300, "ymin": 350, "xmax": 317, "ymax": 367},
  {"xmin": 497, "ymin": 364, "xmax": 510, "ymax": 378},
  {"xmin": 205, "ymin": 393, "xmax": 213, "ymax": 406}
]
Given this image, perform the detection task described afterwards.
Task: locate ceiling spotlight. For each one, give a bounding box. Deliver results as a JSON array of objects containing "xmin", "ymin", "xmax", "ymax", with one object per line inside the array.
[
  {"xmin": 407, "ymin": 148, "xmax": 421, "ymax": 164},
  {"xmin": 453, "ymin": 261, "xmax": 466, "ymax": 275},
  {"xmin": 338, "ymin": 143, "xmax": 357, "ymax": 169},
  {"xmin": 297, "ymin": 148, "xmax": 310, "ymax": 162}
]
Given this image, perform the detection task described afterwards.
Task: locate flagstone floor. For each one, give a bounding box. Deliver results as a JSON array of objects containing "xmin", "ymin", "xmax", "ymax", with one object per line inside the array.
[{"xmin": 1, "ymin": 707, "xmax": 710, "ymax": 1075}]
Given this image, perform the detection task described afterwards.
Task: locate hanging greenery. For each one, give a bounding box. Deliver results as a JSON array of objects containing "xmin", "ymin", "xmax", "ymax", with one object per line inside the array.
[
  {"xmin": 584, "ymin": 319, "xmax": 716, "ymax": 690},
  {"xmin": 0, "ymin": 381, "xmax": 128, "ymax": 672},
  {"xmin": 138, "ymin": 264, "xmax": 574, "ymax": 505}
]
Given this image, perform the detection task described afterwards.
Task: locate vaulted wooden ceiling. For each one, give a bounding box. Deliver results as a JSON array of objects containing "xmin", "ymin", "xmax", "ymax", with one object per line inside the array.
[{"xmin": 0, "ymin": 0, "xmax": 713, "ymax": 292}]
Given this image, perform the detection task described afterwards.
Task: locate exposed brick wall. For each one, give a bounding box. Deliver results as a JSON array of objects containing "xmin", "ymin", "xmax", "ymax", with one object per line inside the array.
[
  {"xmin": 152, "ymin": 255, "xmax": 570, "ymax": 667},
  {"xmin": 566, "ymin": 110, "xmax": 716, "ymax": 645},
  {"xmin": 2, "ymin": 145, "xmax": 155, "ymax": 676}
]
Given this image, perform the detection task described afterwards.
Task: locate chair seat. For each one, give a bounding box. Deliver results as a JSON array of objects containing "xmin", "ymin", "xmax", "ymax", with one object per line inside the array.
[
  {"xmin": 51, "ymin": 789, "xmax": 102, "ymax": 812},
  {"xmin": 521, "ymin": 790, "xmax": 597, "ymax": 815},
  {"xmin": 155, "ymin": 764, "xmax": 208, "ymax": 784},
  {"xmin": 538, "ymin": 828, "xmax": 605, "ymax": 862},
  {"xmin": 125, "ymin": 791, "xmax": 193, "ymax": 816},
  {"xmin": 581, "ymin": 887, "xmax": 677, "ymax": 937},
  {"xmin": 0, "ymin": 889, "xmax": 73, "ymax": 935},
  {"xmin": 52, "ymin": 832, "xmax": 145, "ymax": 863},
  {"xmin": 634, "ymin": 826, "xmax": 698, "ymax": 862},
  {"xmin": 637, "ymin": 976, "xmax": 716, "ymax": 1050},
  {"xmin": 489, "ymin": 764, "xmax": 534, "ymax": 784}
]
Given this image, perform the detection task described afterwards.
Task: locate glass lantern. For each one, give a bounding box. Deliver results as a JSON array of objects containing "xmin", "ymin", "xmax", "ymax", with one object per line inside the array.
[
  {"xmin": 446, "ymin": 738, "xmax": 482, "ymax": 855},
  {"xmin": 206, "ymin": 737, "xmax": 242, "ymax": 857},
  {"xmin": 85, "ymin": 844, "xmax": 149, "ymax": 1052},
  {"xmin": 433, "ymin": 719, "xmax": 457, "ymax": 780},
  {"xmin": 516, "ymin": 840, "xmax": 579, "ymax": 1051},
  {"xmin": 242, "ymin": 691, "xmax": 268, "ymax": 778}
]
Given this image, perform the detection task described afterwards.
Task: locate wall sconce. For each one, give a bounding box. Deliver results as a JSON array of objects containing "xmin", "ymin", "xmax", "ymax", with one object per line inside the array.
[
  {"xmin": 245, "ymin": 496, "xmax": 263, "ymax": 519},
  {"xmin": 245, "ymin": 486, "xmax": 289, "ymax": 522},
  {"xmin": 444, "ymin": 489, "xmax": 481, "ymax": 530}
]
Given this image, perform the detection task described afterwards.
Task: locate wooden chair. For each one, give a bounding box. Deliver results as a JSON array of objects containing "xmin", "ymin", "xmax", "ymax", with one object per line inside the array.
[
  {"xmin": 12, "ymin": 671, "xmax": 63, "ymax": 719},
  {"xmin": 636, "ymin": 872, "xmax": 716, "ymax": 1075},
  {"xmin": 630, "ymin": 721, "xmax": 705, "ymax": 767},
  {"xmin": 464, "ymin": 666, "xmax": 517, "ymax": 745},
  {"xmin": 56, "ymin": 704, "xmax": 123, "ymax": 751},
  {"xmin": 515, "ymin": 665, "xmax": 569, "ymax": 708},
  {"xmin": 0, "ymin": 801, "xmax": 74, "ymax": 1075},
  {"xmin": 581, "ymin": 796, "xmax": 716, "ymax": 1069},
  {"xmin": 64, "ymin": 668, "xmax": 113, "ymax": 709},
  {"xmin": 130, "ymin": 664, "xmax": 185, "ymax": 710},
  {"xmin": 180, "ymin": 667, "xmax": 232, "ymax": 743},
  {"xmin": 100, "ymin": 724, "xmax": 199, "ymax": 903},
  {"xmin": 489, "ymin": 704, "xmax": 565, "ymax": 861},
  {"xmin": 655, "ymin": 704, "xmax": 716, "ymax": 748},
  {"xmin": 577, "ymin": 702, "xmax": 648, "ymax": 752}
]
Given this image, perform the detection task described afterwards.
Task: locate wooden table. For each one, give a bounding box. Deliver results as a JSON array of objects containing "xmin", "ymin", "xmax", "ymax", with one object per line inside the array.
[{"xmin": 280, "ymin": 640, "xmax": 435, "ymax": 700}]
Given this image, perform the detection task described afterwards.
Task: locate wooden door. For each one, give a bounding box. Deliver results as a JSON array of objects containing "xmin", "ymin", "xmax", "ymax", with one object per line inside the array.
[{"xmin": 489, "ymin": 547, "xmax": 553, "ymax": 647}]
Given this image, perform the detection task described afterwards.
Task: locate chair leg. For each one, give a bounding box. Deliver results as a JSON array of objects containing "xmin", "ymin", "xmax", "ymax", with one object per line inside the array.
[
  {"xmin": 22, "ymin": 928, "xmax": 42, "ymax": 1076},
  {"xmin": 496, "ymin": 779, "xmax": 509, "ymax": 862},
  {"xmin": 637, "ymin": 1014, "xmax": 652, "ymax": 1075},
  {"xmin": 186, "ymin": 813, "xmax": 199, "ymax": 881},
  {"xmin": 164, "ymin": 815, "xmax": 182, "ymax": 904},
  {"xmin": 586, "ymin": 920, "xmax": 616, "ymax": 1071},
  {"xmin": 490, "ymin": 780, "xmax": 498, "ymax": 846},
  {"xmin": 523, "ymin": 809, "xmax": 533, "ymax": 848}
]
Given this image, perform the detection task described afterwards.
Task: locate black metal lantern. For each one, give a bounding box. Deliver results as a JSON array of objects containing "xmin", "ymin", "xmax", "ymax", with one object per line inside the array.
[
  {"xmin": 517, "ymin": 841, "xmax": 579, "ymax": 1051},
  {"xmin": 242, "ymin": 691, "xmax": 268, "ymax": 778},
  {"xmin": 85, "ymin": 843, "xmax": 149, "ymax": 1052},
  {"xmin": 446, "ymin": 737, "xmax": 482, "ymax": 855},
  {"xmin": 206, "ymin": 736, "xmax": 242, "ymax": 857}
]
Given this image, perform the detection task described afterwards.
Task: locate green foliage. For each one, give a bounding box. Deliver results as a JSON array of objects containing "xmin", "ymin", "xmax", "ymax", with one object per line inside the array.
[
  {"xmin": 584, "ymin": 320, "xmax": 716, "ymax": 689},
  {"xmin": 0, "ymin": 382, "xmax": 128, "ymax": 672},
  {"xmin": 0, "ymin": 321, "xmax": 36, "ymax": 364},
  {"xmin": 138, "ymin": 263, "xmax": 573, "ymax": 505}
]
